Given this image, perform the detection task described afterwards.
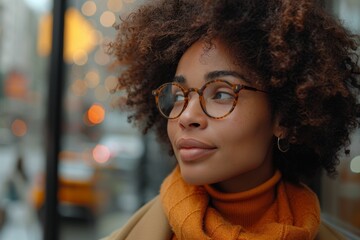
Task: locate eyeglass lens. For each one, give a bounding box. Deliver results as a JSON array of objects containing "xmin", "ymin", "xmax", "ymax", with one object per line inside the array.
[{"xmin": 157, "ymin": 81, "xmax": 236, "ymax": 119}]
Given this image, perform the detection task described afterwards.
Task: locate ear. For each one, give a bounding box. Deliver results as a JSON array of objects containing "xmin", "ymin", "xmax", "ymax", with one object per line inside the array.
[{"xmin": 272, "ymin": 114, "xmax": 287, "ymax": 138}]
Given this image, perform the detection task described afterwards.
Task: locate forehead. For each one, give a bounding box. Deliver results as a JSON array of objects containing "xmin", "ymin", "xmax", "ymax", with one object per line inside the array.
[{"xmin": 175, "ymin": 39, "xmax": 261, "ymax": 86}]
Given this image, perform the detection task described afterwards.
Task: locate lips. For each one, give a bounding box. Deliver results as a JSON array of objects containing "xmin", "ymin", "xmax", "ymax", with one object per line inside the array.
[{"xmin": 175, "ymin": 138, "xmax": 217, "ymax": 162}]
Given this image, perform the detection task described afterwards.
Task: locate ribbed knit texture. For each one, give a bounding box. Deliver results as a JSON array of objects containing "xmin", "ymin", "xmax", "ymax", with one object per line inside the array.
[{"xmin": 160, "ymin": 166, "xmax": 320, "ymax": 240}]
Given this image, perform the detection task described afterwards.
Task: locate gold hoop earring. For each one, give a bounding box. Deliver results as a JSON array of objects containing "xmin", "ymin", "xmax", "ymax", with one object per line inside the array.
[{"xmin": 277, "ymin": 137, "xmax": 290, "ymax": 153}]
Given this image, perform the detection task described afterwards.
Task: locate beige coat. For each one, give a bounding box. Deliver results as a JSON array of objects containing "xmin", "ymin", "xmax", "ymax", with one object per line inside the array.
[{"xmin": 101, "ymin": 196, "xmax": 347, "ymax": 240}]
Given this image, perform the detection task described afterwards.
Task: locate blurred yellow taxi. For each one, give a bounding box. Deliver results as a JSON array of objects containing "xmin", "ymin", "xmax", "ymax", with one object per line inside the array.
[{"xmin": 31, "ymin": 151, "xmax": 106, "ymax": 220}]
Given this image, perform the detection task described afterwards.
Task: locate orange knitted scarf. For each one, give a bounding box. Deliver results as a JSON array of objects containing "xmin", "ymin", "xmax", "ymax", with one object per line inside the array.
[{"xmin": 160, "ymin": 166, "xmax": 320, "ymax": 240}]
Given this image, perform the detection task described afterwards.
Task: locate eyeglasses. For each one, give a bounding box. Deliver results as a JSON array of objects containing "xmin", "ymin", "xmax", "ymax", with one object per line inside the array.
[{"xmin": 152, "ymin": 79, "xmax": 268, "ymax": 119}]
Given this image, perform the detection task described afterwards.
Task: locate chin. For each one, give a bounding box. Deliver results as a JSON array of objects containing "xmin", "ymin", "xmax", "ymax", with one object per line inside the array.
[
  {"xmin": 177, "ymin": 158, "xmax": 222, "ymax": 186},
  {"xmin": 179, "ymin": 168, "xmax": 216, "ymax": 186}
]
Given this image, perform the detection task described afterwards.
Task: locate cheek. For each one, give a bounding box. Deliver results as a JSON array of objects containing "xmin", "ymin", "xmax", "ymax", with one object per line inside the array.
[
  {"xmin": 218, "ymin": 106, "xmax": 275, "ymax": 151},
  {"xmin": 167, "ymin": 120, "xmax": 176, "ymax": 145}
]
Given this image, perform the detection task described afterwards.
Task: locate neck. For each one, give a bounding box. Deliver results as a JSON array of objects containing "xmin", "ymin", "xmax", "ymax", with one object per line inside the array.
[{"xmin": 211, "ymin": 154, "xmax": 274, "ymax": 193}]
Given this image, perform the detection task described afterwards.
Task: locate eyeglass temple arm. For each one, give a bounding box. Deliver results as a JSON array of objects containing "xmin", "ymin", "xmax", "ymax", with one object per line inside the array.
[{"xmin": 241, "ymin": 85, "xmax": 268, "ymax": 93}]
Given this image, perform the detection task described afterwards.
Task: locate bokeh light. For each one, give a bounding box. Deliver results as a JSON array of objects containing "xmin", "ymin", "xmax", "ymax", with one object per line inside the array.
[
  {"xmin": 81, "ymin": 1, "xmax": 97, "ymax": 16},
  {"xmin": 107, "ymin": 0, "xmax": 123, "ymax": 12},
  {"xmin": 94, "ymin": 48, "xmax": 110, "ymax": 65},
  {"xmin": 11, "ymin": 119, "xmax": 28, "ymax": 137},
  {"xmin": 91, "ymin": 30, "xmax": 104, "ymax": 46},
  {"xmin": 71, "ymin": 79, "xmax": 87, "ymax": 96},
  {"xmin": 350, "ymin": 156, "xmax": 360, "ymax": 173},
  {"xmin": 104, "ymin": 75, "xmax": 118, "ymax": 92},
  {"xmin": 92, "ymin": 144, "xmax": 111, "ymax": 164},
  {"xmin": 87, "ymin": 104, "xmax": 105, "ymax": 125},
  {"xmin": 85, "ymin": 70, "xmax": 100, "ymax": 88},
  {"xmin": 73, "ymin": 50, "xmax": 88, "ymax": 65},
  {"xmin": 100, "ymin": 11, "xmax": 116, "ymax": 27}
]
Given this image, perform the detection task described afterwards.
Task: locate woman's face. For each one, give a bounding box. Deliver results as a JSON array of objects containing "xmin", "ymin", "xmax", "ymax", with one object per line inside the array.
[{"xmin": 167, "ymin": 39, "xmax": 283, "ymax": 193}]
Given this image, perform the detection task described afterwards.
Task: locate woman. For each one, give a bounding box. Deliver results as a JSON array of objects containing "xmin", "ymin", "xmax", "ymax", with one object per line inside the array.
[{"xmin": 104, "ymin": 0, "xmax": 360, "ymax": 239}]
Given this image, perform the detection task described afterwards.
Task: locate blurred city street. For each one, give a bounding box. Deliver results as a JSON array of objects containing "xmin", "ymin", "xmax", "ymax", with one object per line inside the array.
[
  {"xmin": 0, "ymin": 143, "xmax": 135, "ymax": 240},
  {"xmin": 0, "ymin": 143, "xmax": 42, "ymax": 240}
]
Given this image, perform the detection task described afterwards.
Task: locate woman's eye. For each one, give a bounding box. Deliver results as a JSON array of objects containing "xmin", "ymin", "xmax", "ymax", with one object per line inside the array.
[
  {"xmin": 213, "ymin": 91, "xmax": 234, "ymax": 100},
  {"xmin": 174, "ymin": 92, "xmax": 185, "ymax": 102}
]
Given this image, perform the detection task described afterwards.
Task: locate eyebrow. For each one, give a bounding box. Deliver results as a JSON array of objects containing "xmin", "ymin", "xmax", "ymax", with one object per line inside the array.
[
  {"xmin": 173, "ymin": 75, "xmax": 186, "ymax": 83},
  {"xmin": 205, "ymin": 70, "xmax": 250, "ymax": 83},
  {"xmin": 173, "ymin": 70, "xmax": 251, "ymax": 84}
]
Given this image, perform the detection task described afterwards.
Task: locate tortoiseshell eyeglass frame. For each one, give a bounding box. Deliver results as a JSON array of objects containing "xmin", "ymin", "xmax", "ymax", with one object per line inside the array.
[{"xmin": 152, "ymin": 79, "xmax": 268, "ymax": 120}]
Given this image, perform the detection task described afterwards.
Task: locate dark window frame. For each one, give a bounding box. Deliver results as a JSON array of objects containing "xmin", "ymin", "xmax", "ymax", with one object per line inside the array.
[{"xmin": 44, "ymin": 0, "xmax": 67, "ymax": 239}]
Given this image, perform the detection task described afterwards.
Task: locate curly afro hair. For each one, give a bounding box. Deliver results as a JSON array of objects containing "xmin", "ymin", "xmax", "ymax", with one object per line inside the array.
[{"xmin": 109, "ymin": 0, "xmax": 360, "ymax": 183}]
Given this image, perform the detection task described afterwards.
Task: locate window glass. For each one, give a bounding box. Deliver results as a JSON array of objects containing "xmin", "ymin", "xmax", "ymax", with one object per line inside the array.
[
  {"xmin": 322, "ymin": 0, "xmax": 360, "ymax": 238},
  {"xmin": 0, "ymin": 0, "xmax": 52, "ymax": 239}
]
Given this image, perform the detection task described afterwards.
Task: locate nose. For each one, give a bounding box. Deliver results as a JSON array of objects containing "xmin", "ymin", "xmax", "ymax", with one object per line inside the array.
[{"xmin": 178, "ymin": 95, "xmax": 208, "ymax": 129}]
